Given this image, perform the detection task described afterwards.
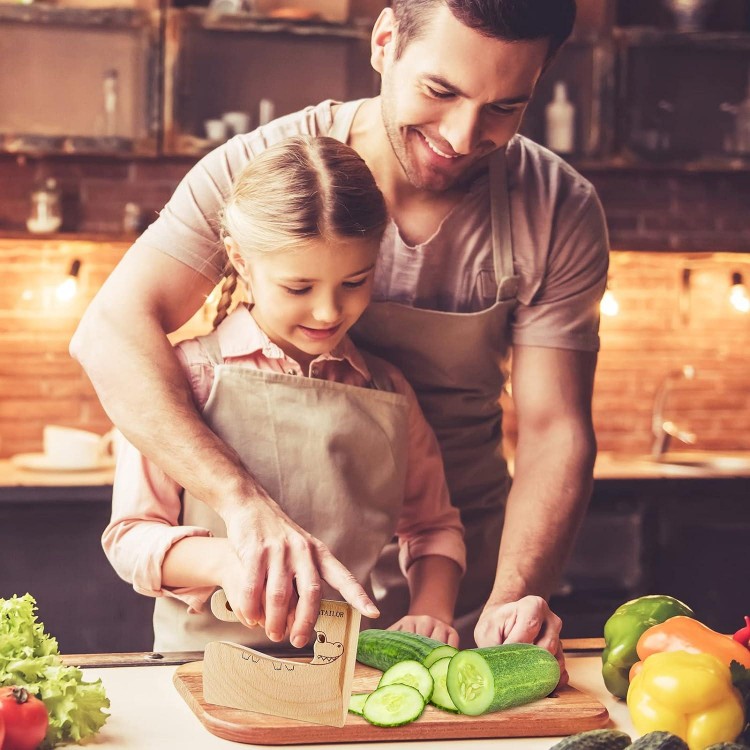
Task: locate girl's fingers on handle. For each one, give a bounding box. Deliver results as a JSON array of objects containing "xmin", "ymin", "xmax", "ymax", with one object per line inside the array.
[{"xmin": 316, "ymin": 544, "xmax": 380, "ymax": 619}]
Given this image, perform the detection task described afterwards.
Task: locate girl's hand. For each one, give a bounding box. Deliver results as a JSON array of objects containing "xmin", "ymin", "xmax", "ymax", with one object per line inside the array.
[
  {"xmin": 222, "ymin": 497, "xmax": 379, "ymax": 648},
  {"xmin": 387, "ymin": 615, "xmax": 459, "ymax": 648}
]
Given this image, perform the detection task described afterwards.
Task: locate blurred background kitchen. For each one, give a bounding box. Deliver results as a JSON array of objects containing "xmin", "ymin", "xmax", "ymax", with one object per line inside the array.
[{"xmin": 0, "ymin": 0, "xmax": 748, "ymax": 654}]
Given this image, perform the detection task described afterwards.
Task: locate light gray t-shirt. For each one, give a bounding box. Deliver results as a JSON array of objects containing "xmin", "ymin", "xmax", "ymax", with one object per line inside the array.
[{"xmin": 136, "ymin": 99, "xmax": 609, "ymax": 352}]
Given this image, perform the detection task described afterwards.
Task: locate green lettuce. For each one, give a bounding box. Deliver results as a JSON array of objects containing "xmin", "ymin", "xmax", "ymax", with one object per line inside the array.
[{"xmin": 0, "ymin": 594, "xmax": 110, "ymax": 748}]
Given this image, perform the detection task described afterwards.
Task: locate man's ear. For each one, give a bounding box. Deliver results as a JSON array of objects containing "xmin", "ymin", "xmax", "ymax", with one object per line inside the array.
[
  {"xmin": 224, "ymin": 236, "xmax": 247, "ymax": 279},
  {"xmin": 371, "ymin": 7, "xmax": 395, "ymax": 75}
]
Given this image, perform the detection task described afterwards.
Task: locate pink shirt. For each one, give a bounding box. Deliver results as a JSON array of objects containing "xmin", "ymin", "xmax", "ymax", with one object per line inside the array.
[{"xmin": 103, "ymin": 306, "xmax": 466, "ymax": 611}]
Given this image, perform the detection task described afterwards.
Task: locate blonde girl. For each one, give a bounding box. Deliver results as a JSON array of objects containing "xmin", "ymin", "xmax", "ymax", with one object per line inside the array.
[{"xmin": 103, "ymin": 136, "xmax": 466, "ymax": 652}]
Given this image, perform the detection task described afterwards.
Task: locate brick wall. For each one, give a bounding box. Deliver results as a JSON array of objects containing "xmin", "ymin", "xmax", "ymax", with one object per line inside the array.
[{"xmin": 0, "ymin": 153, "xmax": 749, "ymax": 458}]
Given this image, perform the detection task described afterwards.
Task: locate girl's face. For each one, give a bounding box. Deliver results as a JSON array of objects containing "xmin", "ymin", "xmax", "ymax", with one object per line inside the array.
[{"xmin": 227, "ymin": 236, "xmax": 379, "ymax": 368}]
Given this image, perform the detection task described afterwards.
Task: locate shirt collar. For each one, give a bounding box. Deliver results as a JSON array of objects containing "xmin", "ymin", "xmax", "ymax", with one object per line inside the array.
[{"xmin": 214, "ymin": 305, "xmax": 372, "ymax": 381}]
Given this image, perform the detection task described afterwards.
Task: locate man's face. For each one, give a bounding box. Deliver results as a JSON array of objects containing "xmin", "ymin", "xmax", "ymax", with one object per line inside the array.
[{"xmin": 372, "ymin": 5, "xmax": 549, "ymax": 192}]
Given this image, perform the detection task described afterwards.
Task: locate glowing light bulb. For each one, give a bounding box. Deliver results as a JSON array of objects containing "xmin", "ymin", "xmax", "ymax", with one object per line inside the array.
[
  {"xmin": 55, "ymin": 259, "xmax": 81, "ymax": 303},
  {"xmin": 55, "ymin": 276, "xmax": 78, "ymax": 302},
  {"xmin": 730, "ymin": 272, "xmax": 750, "ymax": 313},
  {"xmin": 600, "ymin": 288, "xmax": 620, "ymax": 317}
]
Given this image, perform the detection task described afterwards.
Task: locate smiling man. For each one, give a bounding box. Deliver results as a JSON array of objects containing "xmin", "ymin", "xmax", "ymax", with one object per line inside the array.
[{"xmin": 72, "ymin": 0, "xmax": 608, "ymax": 682}]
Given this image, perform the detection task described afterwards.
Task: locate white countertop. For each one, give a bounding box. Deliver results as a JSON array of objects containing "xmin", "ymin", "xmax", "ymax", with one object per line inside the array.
[{"xmin": 76, "ymin": 653, "xmax": 635, "ymax": 749}]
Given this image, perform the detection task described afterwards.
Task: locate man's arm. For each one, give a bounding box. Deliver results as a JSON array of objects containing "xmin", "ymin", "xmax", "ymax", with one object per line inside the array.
[
  {"xmin": 71, "ymin": 244, "xmax": 380, "ymax": 644},
  {"xmin": 474, "ymin": 345, "xmax": 597, "ymax": 676}
]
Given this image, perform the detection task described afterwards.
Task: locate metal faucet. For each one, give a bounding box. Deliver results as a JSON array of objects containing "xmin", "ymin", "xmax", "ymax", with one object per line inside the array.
[{"xmin": 651, "ymin": 365, "xmax": 698, "ymax": 460}]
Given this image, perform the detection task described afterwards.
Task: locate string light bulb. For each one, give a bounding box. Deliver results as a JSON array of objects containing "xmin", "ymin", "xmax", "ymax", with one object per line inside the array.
[
  {"xmin": 600, "ymin": 285, "xmax": 620, "ymax": 317},
  {"xmin": 730, "ymin": 271, "xmax": 750, "ymax": 313},
  {"xmin": 55, "ymin": 259, "xmax": 81, "ymax": 303}
]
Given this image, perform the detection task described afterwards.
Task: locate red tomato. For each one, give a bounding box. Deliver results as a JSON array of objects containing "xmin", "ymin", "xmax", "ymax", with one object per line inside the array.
[
  {"xmin": 0, "ymin": 687, "xmax": 48, "ymax": 750},
  {"xmin": 0, "ymin": 710, "xmax": 5, "ymax": 747}
]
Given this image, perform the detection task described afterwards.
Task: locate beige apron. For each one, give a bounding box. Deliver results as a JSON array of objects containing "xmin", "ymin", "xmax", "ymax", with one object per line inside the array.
[
  {"xmin": 153, "ymin": 336, "xmax": 409, "ymax": 652},
  {"xmin": 331, "ymin": 101, "xmax": 519, "ymax": 648}
]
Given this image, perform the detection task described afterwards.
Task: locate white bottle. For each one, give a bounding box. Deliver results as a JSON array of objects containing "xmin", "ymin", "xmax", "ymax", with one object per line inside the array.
[
  {"xmin": 735, "ymin": 80, "xmax": 750, "ymax": 154},
  {"xmin": 545, "ymin": 81, "xmax": 575, "ymax": 155}
]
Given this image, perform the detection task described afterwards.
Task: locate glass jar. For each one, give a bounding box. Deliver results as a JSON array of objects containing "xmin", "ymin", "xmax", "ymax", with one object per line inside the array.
[{"xmin": 27, "ymin": 178, "xmax": 62, "ymax": 234}]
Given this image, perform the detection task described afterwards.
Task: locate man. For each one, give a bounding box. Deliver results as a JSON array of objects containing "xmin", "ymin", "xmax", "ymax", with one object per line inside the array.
[{"xmin": 72, "ymin": 0, "xmax": 607, "ymax": 679}]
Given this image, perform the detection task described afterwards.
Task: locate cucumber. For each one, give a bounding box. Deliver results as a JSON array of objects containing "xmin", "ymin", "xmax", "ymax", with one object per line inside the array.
[
  {"xmin": 348, "ymin": 692, "xmax": 370, "ymax": 716},
  {"xmin": 357, "ymin": 629, "xmax": 454, "ymax": 671},
  {"xmin": 549, "ymin": 729, "xmax": 632, "ymax": 749},
  {"xmin": 378, "ymin": 660, "xmax": 434, "ymax": 702},
  {"xmin": 446, "ymin": 643, "xmax": 559, "ymax": 715},
  {"xmin": 361, "ymin": 684, "xmax": 425, "ymax": 727},
  {"xmin": 428, "ymin": 656, "xmax": 459, "ymax": 713},
  {"xmin": 423, "ymin": 643, "xmax": 458, "ymax": 668},
  {"xmin": 629, "ymin": 733, "xmax": 689, "ymax": 750}
]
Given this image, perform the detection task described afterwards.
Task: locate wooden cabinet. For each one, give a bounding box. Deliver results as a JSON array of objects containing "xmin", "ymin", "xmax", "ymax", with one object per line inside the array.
[
  {"xmin": 0, "ymin": 486, "xmax": 154, "ymax": 654},
  {"xmin": 0, "ymin": 5, "xmax": 160, "ymax": 156},
  {"xmin": 163, "ymin": 8, "xmax": 376, "ymax": 155},
  {"xmin": 553, "ymin": 476, "xmax": 750, "ymax": 638}
]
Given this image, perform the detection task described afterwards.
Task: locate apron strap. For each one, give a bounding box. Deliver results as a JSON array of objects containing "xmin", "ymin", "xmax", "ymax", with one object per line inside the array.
[
  {"xmin": 489, "ymin": 151, "xmax": 519, "ymax": 302},
  {"xmin": 328, "ymin": 99, "xmax": 366, "ymax": 143},
  {"xmin": 360, "ymin": 351, "xmax": 397, "ymax": 394},
  {"xmin": 195, "ymin": 332, "xmax": 224, "ymax": 366}
]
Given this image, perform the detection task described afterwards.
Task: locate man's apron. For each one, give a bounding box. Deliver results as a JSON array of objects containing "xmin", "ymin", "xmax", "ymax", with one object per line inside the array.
[
  {"xmin": 152, "ymin": 338, "xmax": 409, "ymax": 652},
  {"xmin": 331, "ymin": 103, "xmax": 519, "ymax": 647}
]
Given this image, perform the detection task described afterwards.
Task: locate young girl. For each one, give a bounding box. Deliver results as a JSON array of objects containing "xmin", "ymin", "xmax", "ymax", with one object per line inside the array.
[{"xmin": 102, "ymin": 136, "xmax": 466, "ymax": 653}]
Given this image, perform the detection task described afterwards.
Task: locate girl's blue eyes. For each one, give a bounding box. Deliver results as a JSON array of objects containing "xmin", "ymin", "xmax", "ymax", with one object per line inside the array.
[{"xmin": 283, "ymin": 278, "xmax": 368, "ymax": 296}]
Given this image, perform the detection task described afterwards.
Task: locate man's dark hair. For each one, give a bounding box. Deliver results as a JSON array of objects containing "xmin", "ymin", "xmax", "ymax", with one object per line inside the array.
[{"xmin": 391, "ymin": 0, "xmax": 577, "ymax": 63}]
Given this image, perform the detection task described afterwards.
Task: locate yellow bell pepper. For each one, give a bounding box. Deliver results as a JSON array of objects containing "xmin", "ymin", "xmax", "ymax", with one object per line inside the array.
[{"xmin": 627, "ymin": 650, "xmax": 745, "ymax": 750}]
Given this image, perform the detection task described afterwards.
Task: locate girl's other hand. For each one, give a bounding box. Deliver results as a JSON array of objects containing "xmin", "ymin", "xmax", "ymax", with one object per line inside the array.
[
  {"xmin": 222, "ymin": 497, "xmax": 379, "ymax": 648},
  {"xmin": 387, "ymin": 615, "xmax": 459, "ymax": 648}
]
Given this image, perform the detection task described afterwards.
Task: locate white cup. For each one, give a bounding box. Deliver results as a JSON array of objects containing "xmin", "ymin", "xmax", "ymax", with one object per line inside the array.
[
  {"xmin": 204, "ymin": 119, "xmax": 229, "ymax": 142},
  {"xmin": 222, "ymin": 111, "xmax": 251, "ymax": 136},
  {"xmin": 43, "ymin": 425, "xmax": 114, "ymax": 469}
]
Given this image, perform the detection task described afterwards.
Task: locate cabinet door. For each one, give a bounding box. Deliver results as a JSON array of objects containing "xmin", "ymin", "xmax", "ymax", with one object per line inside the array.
[
  {"xmin": 0, "ymin": 6, "xmax": 159, "ymax": 156},
  {"xmin": 0, "ymin": 498, "xmax": 154, "ymax": 653},
  {"xmin": 654, "ymin": 479, "xmax": 750, "ymax": 633}
]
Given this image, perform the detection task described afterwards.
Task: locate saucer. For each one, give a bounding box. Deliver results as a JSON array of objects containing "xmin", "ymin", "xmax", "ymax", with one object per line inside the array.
[{"xmin": 10, "ymin": 453, "xmax": 116, "ymax": 473}]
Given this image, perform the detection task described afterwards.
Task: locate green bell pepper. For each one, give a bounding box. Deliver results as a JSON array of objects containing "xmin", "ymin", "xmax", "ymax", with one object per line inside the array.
[{"xmin": 601, "ymin": 594, "xmax": 694, "ymax": 699}]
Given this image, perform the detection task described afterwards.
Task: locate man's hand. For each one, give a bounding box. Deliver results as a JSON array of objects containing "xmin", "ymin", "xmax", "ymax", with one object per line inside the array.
[
  {"xmin": 474, "ymin": 596, "xmax": 568, "ymax": 686},
  {"xmin": 223, "ymin": 499, "xmax": 380, "ymax": 648},
  {"xmin": 387, "ymin": 615, "xmax": 459, "ymax": 648}
]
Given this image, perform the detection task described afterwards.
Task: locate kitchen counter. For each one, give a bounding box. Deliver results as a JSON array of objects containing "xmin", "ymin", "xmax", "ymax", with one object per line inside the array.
[
  {"xmin": 3, "ymin": 450, "xmax": 750, "ymax": 495},
  {"xmin": 66, "ymin": 647, "xmax": 635, "ymax": 749},
  {"xmin": 0, "ymin": 459, "xmax": 114, "ymax": 502}
]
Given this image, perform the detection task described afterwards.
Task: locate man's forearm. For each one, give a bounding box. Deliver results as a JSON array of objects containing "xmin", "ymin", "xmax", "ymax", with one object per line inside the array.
[{"xmin": 490, "ymin": 426, "xmax": 596, "ymax": 604}]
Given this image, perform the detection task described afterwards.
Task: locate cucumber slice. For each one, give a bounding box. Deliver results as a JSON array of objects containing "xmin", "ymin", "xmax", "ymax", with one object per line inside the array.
[
  {"xmin": 378, "ymin": 659, "xmax": 434, "ymax": 702},
  {"xmin": 428, "ymin": 656, "xmax": 459, "ymax": 712},
  {"xmin": 423, "ymin": 644, "xmax": 458, "ymax": 668},
  {"xmin": 378, "ymin": 659, "xmax": 435, "ymax": 703},
  {"xmin": 348, "ymin": 692, "xmax": 370, "ymax": 716},
  {"xmin": 446, "ymin": 644, "xmax": 559, "ymax": 716},
  {"xmin": 362, "ymin": 684, "xmax": 425, "ymax": 727}
]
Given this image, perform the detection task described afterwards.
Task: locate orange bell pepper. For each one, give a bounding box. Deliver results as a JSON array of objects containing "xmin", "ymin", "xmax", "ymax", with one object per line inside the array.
[{"xmin": 629, "ymin": 616, "xmax": 750, "ymax": 681}]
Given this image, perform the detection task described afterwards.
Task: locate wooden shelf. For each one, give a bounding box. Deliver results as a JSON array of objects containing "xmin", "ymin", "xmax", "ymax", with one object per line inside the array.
[
  {"xmin": 0, "ymin": 3, "xmax": 152, "ymax": 28},
  {"xmin": 184, "ymin": 6, "xmax": 370, "ymax": 39}
]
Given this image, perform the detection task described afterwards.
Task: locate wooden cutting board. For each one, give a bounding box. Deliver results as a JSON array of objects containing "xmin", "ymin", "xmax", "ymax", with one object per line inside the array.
[{"xmin": 174, "ymin": 659, "xmax": 609, "ymax": 745}]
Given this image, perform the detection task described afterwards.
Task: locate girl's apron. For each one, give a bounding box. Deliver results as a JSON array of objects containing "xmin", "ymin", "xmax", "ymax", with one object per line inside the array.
[
  {"xmin": 331, "ymin": 102, "xmax": 519, "ymax": 647},
  {"xmin": 152, "ymin": 339, "xmax": 409, "ymax": 652}
]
